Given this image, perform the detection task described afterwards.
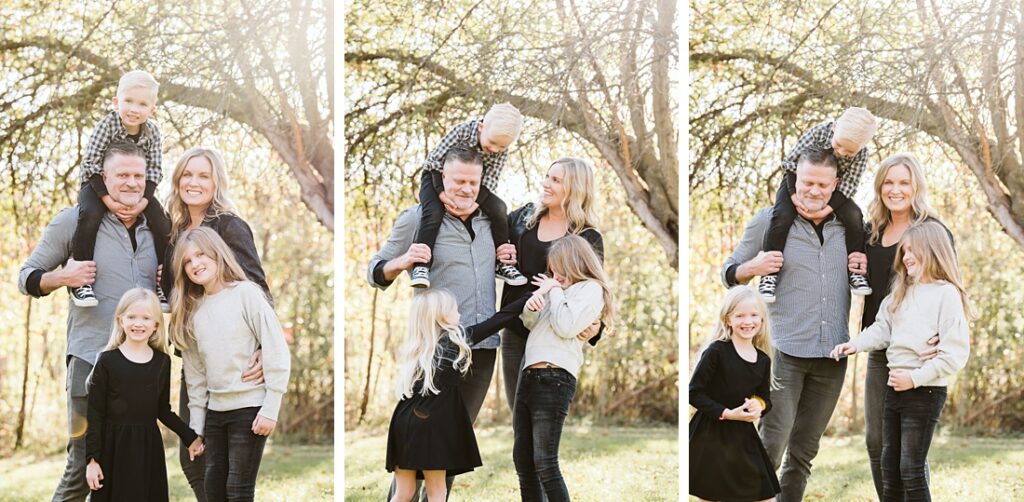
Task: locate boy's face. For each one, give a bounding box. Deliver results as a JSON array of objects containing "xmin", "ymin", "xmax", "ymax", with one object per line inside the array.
[
  {"xmin": 477, "ymin": 122, "xmax": 514, "ymax": 154},
  {"xmin": 830, "ymin": 136, "xmax": 861, "ymax": 158},
  {"xmin": 112, "ymin": 86, "xmax": 157, "ymax": 131}
]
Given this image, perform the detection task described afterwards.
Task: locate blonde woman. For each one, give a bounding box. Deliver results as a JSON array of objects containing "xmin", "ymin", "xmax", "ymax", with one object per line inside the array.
[
  {"xmin": 512, "ymin": 235, "xmax": 614, "ymax": 501},
  {"xmin": 689, "ymin": 286, "xmax": 778, "ymax": 502},
  {"xmin": 85, "ymin": 289, "xmax": 202, "ymax": 501},
  {"xmin": 170, "ymin": 228, "xmax": 290, "ymax": 501},
  {"xmin": 162, "ymin": 146, "xmax": 272, "ymax": 499},
  {"xmin": 832, "ymin": 221, "xmax": 972, "ymax": 501},
  {"xmin": 386, "ymin": 290, "xmax": 530, "ymax": 502},
  {"xmin": 501, "ymin": 157, "xmax": 604, "ymax": 412},
  {"xmin": 848, "ymin": 152, "xmax": 952, "ymax": 499}
]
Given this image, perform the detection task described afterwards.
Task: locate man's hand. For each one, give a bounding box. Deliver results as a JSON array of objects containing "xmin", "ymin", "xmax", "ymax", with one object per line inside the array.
[
  {"xmin": 888, "ymin": 369, "xmax": 914, "ymax": 391},
  {"xmin": 497, "ymin": 243, "xmax": 517, "ymax": 265},
  {"xmin": 398, "ymin": 244, "xmax": 431, "ymax": 271},
  {"xmin": 736, "ymin": 251, "xmax": 784, "ymax": 283},
  {"xmin": 241, "ymin": 349, "xmax": 265, "ymax": 384},
  {"xmin": 848, "ymin": 252, "xmax": 868, "ymax": 276},
  {"xmin": 60, "ymin": 258, "xmax": 97, "ymax": 288}
]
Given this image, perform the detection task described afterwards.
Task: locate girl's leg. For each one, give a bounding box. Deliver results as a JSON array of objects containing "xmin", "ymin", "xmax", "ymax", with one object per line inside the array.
[
  {"xmin": 898, "ymin": 387, "xmax": 946, "ymax": 502},
  {"xmin": 203, "ymin": 410, "xmax": 230, "ymax": 502},
  {"xmin": 223, "ymin": 407, "xmax": 268, "ymax": 502},
  {"xmin": 390, "ymin": 469, "xmax": 418, "ymax": 502},
  {"xmin": 421, "ymin": 470, "xmax": 447, "ymax": 502},
  {"xmin": 178, "ymin": 371, "xmax": 208, "ymax": 501},
  {"xmin": 523, "ymin": 368, "xmax": 576, "ymax": 502},
  {"xmin": 512, "ymin": 376, "xmax": 543, "ymax": 501}
]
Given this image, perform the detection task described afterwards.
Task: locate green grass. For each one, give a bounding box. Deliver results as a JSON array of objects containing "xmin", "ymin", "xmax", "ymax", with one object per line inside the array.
[
  {"xmin": 687, "ymin": 434, "xmax": 1024, "ymax": 501},
  {"xmin": 0, "ymin": 443, "xmax": 333, "ymax": 501},
  {"xmin": 346, "ymin": 424, "xmax": 678, "ymax": 501}
]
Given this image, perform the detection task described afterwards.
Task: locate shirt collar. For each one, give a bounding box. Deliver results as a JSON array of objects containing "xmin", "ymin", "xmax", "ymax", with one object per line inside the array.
[{"xmin": 107, "ymin": 110, "xmax": 152, "ymax": 142}]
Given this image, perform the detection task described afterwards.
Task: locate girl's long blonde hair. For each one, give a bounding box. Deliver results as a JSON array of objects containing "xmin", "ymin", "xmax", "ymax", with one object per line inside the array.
[
  {"xmin": 866, "ymin": 153, "xmax": 940, "ymax": 245},
  {"xmin": 394, "ymin": 289, "xmax": 473, "ymax": 401},
  {"xmin": 546, "ymin": 234, "xmax": 615, "ymax": 328},
  {"xmin": 890, "ymin": 221, "xmax": 974, "ymax": 318},
  {"xmin": 527, "ymin": 158, "xmax": 601, "ymax": 234},
  {"xmin": 710, "ymin": 286, "xmax": 772, "ymax": 355},
  {"xmin": 166, "ymin": 147, "xmax": 238, "ymax": 242},
  {"xmin": 104, "ymin": 288, "xmax": 168, "ymax": 353},
  {"xmin": 169, "ymin": 227, "xmax": 249, "ymax": 350}
]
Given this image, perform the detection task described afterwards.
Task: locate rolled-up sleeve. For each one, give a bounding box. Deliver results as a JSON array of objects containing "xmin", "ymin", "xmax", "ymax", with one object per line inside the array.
[
  {"xmin": 19, "ymin": 208, "xmax": 76, "ymax": 297},
  {"xmin": 367, "ymin": 207, "xmax": 417, "ymax": 290},
  {"xmin": 721, "ymin": 208, "xmax": 770, "ymax": 288}
]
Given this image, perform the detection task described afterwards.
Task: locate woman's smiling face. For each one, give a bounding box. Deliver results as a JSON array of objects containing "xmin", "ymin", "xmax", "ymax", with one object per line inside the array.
[
  {"xmin": 541, "ymin": 163, "xmax": 567, "ymax": 209},
  {"xmin": 178, "ymin": 155, "xmax": 216, "ymax": 210}
]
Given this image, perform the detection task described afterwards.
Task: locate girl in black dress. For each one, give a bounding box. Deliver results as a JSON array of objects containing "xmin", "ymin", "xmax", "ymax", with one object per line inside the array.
[
  {"xmin": 387, "ymin": 289, "xmax": 529, "ymax": 502},
  {"xmin": 689, "ymin": 286, "xmax": 779, "ymax": 502},
  {"xmin": 85, "ymin": 288, "xmax": 204, "ymax": 501}
]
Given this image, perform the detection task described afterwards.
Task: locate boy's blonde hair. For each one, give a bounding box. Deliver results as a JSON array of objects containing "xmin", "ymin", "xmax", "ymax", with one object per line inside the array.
[
  {"xmin": 710, "ymin": 286, "xmax": 772, "ymax": 356},
  {"xmin": 104, "ymin": 288, "xmax": 168, "ymax": 353},
  {"xmin": 866, "ymin": 152, "xmax": 940, "ymax": 245},
  {"xmin": 890, "ymin": 221, "xmax": 974, "ymax": 318},
  {"xmin": 527, "ymin": 157, "xmax": 601, "ymax": 234},
  {"xmin": 169, "ymin": 227, "xmax": 250, "ymax": 350},
  {"xmin": 394, "ymin": 289, "xmax": 473, "ymax": 401},
  {"xmin": 482, "ymin": 103, "xmax": 523, "ymax": 141},
  {"xmin": 546, "ymin": 234, "xmax": 615, "ymax": 328},
  {"xmin": 166, "ymin": 147, "xmax": 239, "ymax": 241},
  {"xmin": 833, "ymin": 107, "xmax": 877, "ymax": 149},
  {"xmin": 117, "ymin": 70, "xmax": 160, "ymax": 101}
]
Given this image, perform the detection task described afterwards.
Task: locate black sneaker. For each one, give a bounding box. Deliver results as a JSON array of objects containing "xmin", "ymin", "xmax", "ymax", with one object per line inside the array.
[
  {"xmin": 496, "ymin": 263, "xmax": 527, "ymax": 286},
  {"xmin": 71, "ymin": 285, "xmax": 98, "ymax": 308},
  {"xmin": 156, "ymin": 284, "xmax": 171, "ymax": 313},
  {"xmin": 758, "ymin": 275, "xmax": 778, "ymax": 304},
  {"xmin": 850, "ymin": 273, "xmax": 873, "ymax": 296},
  {"xmin": 410, "ymin": 265, "xmax": 431, "ymax": 288}
]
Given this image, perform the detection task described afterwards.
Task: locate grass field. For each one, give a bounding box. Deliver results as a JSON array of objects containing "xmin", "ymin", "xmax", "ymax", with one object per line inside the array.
[
  {"xmin": 687, "ymin": 434, "xmax": 1024, "ymax": 501},
  {"xmin": 346, "ymin": 424, "xmax": 679, "ymax": 501},
  {"xmin": 0, "ymin": 443, "xmax": 333, "ymax": 501}
]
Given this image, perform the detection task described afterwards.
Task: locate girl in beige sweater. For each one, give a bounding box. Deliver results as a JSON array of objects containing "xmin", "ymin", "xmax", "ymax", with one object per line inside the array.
[{"xmin": 831, "ymin": 221, "xmax": 972, "ymax": 501}]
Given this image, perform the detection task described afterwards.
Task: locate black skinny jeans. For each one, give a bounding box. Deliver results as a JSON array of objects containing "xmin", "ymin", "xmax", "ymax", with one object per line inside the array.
[
  {"xmin": 415, "ymin": 170, "xmax": 509, "ymax": 267},
  {"xmin": 513, "ymin": 367, "xmax": 576, "ymax": 502},
  {"xmin": 763, "ymin": 172, "xmax": 865, "ymax": 256},
  {"xmin": 203, "ymin": 406, "xmax": 268, "ymax": 502},
  {"xmin": 881, "ymin": 386, "xmax": 947, "ymax": 502}
]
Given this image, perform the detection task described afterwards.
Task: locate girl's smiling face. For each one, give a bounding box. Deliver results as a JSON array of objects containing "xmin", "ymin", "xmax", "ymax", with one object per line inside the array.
[
  {"xmin": 902, "ymin": 243, "xmax": 922, "ymax": 280},
  {"xmin": 178, "ymin": 156, "xmax": 216, "ymax": 210},
  {"xmin": 119, "ymin": 300, "xmax": 157, "ymax": 344},
  {"xmin": 182, "ymin": 243, "xmax": 220, "ymax": 290},
  {"xmin": 727, "ymin": 298, "xmax": 762, "ymax": 341}
]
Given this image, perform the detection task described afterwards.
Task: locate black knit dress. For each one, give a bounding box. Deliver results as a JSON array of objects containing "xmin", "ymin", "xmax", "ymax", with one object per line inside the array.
[
  {"xmin": 689, "ymin": 340, "xmax": 779, "ymax": 502},
  {"xmin": 386, "ymin": 295, "xmax": 529, "ymax": 478},
  {"xmin": 86, "ymin": 349, "xmax": 198, "ymax": 501}
]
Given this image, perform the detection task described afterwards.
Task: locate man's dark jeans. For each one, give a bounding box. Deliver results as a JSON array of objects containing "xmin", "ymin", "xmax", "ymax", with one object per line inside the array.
[
  {"xmin": 513, "ymin": 367, "xmax": 576, "ymax": 502},
  {"xmin": 758, "ymin": 350, "xmax": 846, "ymax": 502},
  {"xmin": 203, "ymin": 406, "xmax": 268, "ymax": 502},
  {"xmin": 881, "ymin": 386, "xmax": 946, "ymax": 502}
]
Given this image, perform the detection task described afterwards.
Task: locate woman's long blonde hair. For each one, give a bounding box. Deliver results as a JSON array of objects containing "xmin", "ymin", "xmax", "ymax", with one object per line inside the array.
[
  {"xmin": 546, "ymin": 234, "xmax": 615, "ymax": 328},
  {"xmin": 890, "ymin": 221, "xmax": 974, "ymax": 318},
  {"xmin": 866, "ymin": 153, "xmax": 939, "ymax": 245},
  {"xmin": 710, "ymin": 286, "xmax": 772, "ymax": 355},
  {"xmin": 527, "ymin": 158, "xmax": 601, "ymax": 234},
  {"xmin": 166, "ymin": 147, "xmax": 238, "ymax": 241},
  {"xmin": 394, "ymin": 289, "xmax": 473, "ymax": 401},
  {"xmin": 169, "ymin": 227, "xmax": 249, "ymax": 350},
  {"xmin": 104, "ymin": 288, "xmax": 168, "ymax": 353}
]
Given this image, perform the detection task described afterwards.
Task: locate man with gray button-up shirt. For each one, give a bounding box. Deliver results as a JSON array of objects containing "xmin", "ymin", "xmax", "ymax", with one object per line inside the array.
[
  {"xmin": 721, "ymin": 149, "xmax": 853, "ymax": 502},
  {"xmin": 368, "ymin": 147, "xmax": 517, "ymax": 501},
  {"xmin": 19, "ymin": 142, "xmax": 158, "ymax": 502}
]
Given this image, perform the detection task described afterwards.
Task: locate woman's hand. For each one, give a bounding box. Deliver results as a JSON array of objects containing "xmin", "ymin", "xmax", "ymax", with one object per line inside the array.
[
  {"xmin": 830, "ymin": 342, "xmax": 857, "ymax": 360},
  {"xmin": 241, "ymin": 349, "xmax": 264, "ymax": 383},
  {"xmin": 918, "ymin": 334, "xmax": 940, "ymax": 361},
  {"xmin": 86, "ymin": 459, "xmax": 104, "ymax": 491},
  {"xmin": 526, "ymin": 293, "xmax": 546, "ymax": 312},
  {"xmin": 187, "ymin": 436, "xmax": 205, "ymax": 460},
  {"xmin": 531, "ymin": 274, "xmax": 560, "ymax": 295},
  {"xmin": 252, "ymin": 415, "xmax": 277, "ymax": 436},
  {"xmin": 888, "ymin": 369, "xmax": 915, "ymax": 391}
]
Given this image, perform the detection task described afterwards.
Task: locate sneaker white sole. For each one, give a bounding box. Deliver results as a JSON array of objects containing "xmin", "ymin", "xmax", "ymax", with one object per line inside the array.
[
  {"xmin": 160, "ymin": 303, "xmax": 171, "ymax": 314},
  {"xmin": 410, "ymin": 278, "xmax": 430, "ymax": 288},
  {"xmin": 851, "ymin": 288, "xmax": 872, "ymax": 296},
  {"xmin": 501, "ymin": 276, "xmax": 528, "ymax": 286},
  {"xmin": 760, "ymin": 294, "xmax": 776, "ymax": 304},
  {"xmin": 72, "ymin": 297, "xmax": 98, "ymax": 308}
]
